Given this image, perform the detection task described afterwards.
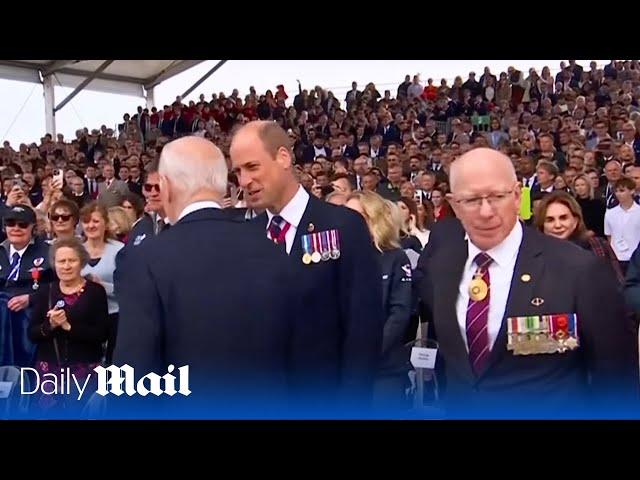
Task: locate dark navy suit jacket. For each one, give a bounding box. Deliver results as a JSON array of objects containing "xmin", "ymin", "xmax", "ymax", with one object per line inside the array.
[
  {"xmin": 113, "ymin": 208, "xmax": 298, "ymax": 418},
  {"xmin": 419, "ymin": 224, "xmax": 639, "ymax": 418},
  {"xmin": 254, "ymin": 195, "xmax": 384, "ymax": 414}
]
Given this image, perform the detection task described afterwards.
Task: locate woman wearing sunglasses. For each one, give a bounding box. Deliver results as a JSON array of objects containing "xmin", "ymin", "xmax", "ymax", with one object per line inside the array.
[
  {"xmin": 0, "ymin": 205, "xmax": 54, "ymax": 367},
  {"xmin": 47, "ymin": 199, "xmax": 80, "ymax": 242}
]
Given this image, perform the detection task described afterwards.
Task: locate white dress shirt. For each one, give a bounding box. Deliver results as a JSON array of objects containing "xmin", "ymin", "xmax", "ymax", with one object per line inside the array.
[
  {"xmin": 177, "ymin": 200, "xmax": 221, "ymax": 223},
  {"xmin": 266, "ymin": 186, "xmax": 309, "ymax": 255},
  {"xmin": 8, "ymin": 244, "xmax": 28, "ymax": 280},
  {"xmin": 456, "ymin": 221, "xmax": 523, "ymax": 351}
]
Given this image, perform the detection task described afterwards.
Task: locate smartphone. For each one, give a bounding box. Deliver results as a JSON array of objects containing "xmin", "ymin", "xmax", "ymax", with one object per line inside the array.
[{"xmin": 53, "ymin": 168, "xmax": 64, "ymax": 185}]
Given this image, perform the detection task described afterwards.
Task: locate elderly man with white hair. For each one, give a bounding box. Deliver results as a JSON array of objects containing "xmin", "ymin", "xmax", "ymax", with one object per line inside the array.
[
  {"xmin": 113, "ymin": 136, "xmax": 298, "ymax": 419},
  {"xmin": 418, "ymin": 148, "xmax": 638, "ymax": 419}
]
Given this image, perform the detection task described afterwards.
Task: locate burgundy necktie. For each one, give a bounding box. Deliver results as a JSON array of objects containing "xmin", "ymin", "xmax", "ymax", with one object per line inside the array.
[{"xmin": 466, "ymin": 252, "xmax": 493, "ymax": 376}]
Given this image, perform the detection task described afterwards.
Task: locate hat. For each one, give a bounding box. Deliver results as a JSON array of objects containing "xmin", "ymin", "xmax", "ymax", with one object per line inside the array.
[{"xmin": 4, "ymin": 205, "xmax": 36, "ymax": 224}]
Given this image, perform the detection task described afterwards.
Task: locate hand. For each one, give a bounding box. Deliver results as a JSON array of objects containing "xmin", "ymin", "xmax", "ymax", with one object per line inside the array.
[
  {"xmin": 5, "ymin": 186, "xmax": 24, "ymax": 206},
  {"xmin": 51, "ymin": 178, "xmax": 63, "ymax": 191},
  {"xmin": 311, "ymin": 184, "xmax": 322, "ymax": 198},
  {"xmin": 47, "ymin": 308, "xmax": 67, "ymax": 328},
  {"xmin": 8, "ymin": 294, "xmax": 29, "ymax": 312},
  {"xmin": 221, "ymin": 196, "xmax": 233, "ymax": 209}
]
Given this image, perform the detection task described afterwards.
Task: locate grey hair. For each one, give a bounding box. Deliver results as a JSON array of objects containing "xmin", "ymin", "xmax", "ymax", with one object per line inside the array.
[{"xmin": 158, "ymin": 142, "xmax": 228, "ymax": 197}]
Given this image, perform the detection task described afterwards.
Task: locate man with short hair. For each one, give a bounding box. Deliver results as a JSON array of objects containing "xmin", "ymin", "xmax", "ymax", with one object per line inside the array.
[
  {"xmin": 68, "ymin": 176, "xmax": 91, "ymax": 209},
  {"xmin": 97, "ymin": 164, "xmax": 129, "ymax": 207},
  {"xmin": 230, "ymin": 121, "xmax": 384, "ymax": 414},
  {"xmin": 531, "ymin": 160, "xmax": 557, "ymax": 194},
  {"xmin": 597, "ymin": 159, "xmax": 623, "ymax": 208},
  {"xmin": 418, "ymin": 148, "xmax": 638, "ymax": 418},
  {"xmin": 605, "ymin": 177, "xmax": 640, "ymax": 274},
  {"xmin": 114, "ymin": 136, "xmax": 298, "ymax": 418},
  {"xmin": 353, "ymin": 155, "xmax": 371, "ymax": 190}
]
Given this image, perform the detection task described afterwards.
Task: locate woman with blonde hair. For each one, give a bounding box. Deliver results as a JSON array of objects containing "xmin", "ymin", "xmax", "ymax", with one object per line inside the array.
[
  {"xmin": 108, "ymin": 206, "xmax": 133, "ymax": 243},
  {"xmin": 572, "ymin": 174, "xmax": 605, "ymax": 237},
  {"xmin": 79, "ymin": 201, "xmax": 124, "ymax": 364},
  {"xmin": 345, "ymin": 190, "xmax": 412, "ymax": 412}
]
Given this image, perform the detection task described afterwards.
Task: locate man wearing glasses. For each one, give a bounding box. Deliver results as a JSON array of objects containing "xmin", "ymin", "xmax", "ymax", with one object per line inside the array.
[
  {"xmin": 0, "ymin": 205, "xmax": 53, "ymax": 366},
  {"xmin": 418, "ymin": 148, "xmax": 638, "ymax": 418}
]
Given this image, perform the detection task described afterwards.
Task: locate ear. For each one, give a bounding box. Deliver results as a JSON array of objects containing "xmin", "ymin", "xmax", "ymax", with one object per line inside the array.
[{"xmin": 275, "ymin": 146, "xmax": 293, "ymax": 170}]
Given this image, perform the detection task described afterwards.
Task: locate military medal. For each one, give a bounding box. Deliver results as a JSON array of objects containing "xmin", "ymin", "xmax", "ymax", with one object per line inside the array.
[
  {"xmin": 31, "ymin": 268, "xmax": 40, "ymax": 291},
  {"xmin": 469, "ymin": 275, "xmax": 488, "ymax": 301},
  {"xmin": 330, "ymin": 229, "xmax": 341, "ymax": 259},
  {"xmin": 301, "ymin": 235, "xmax": 312, "ymax": 265},
  {"xmin": 310, "ymin": 233, "xmax": 322, "ymax": 263},
  {"xmin": 320, "ymin": 231, "xmax": 331, "ymax": 261},
  {"xmin": 33, "ymin": 257, "xmax": 44, "ymax": 267}
]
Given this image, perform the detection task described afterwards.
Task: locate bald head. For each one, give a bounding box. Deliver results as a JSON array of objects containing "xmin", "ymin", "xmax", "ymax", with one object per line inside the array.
[
  {"xmin": 158, "ymin": 136, "xmax": 228, "ymax": 223},
  {"xmin": 449, "ymin": 148, "xmax": 517, "ymax": 194},
  {"xmin": 234, "ymin": 120, "xmax": 292, "ymax": 155},
  {"xmin": 448, "ymin": 148, "xmax": 521, "ymax": 252}
]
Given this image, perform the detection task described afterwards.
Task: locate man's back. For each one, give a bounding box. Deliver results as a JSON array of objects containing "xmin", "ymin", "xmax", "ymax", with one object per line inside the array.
[{"xmin": 113, "ymin": 208, "xmax": 296, "ymax": 418}]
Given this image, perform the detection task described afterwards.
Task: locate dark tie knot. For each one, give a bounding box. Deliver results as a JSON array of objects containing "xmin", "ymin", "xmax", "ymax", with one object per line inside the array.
[{"xmin": 474, "ymin": 252, "xmax": 493, "ymax": 270}]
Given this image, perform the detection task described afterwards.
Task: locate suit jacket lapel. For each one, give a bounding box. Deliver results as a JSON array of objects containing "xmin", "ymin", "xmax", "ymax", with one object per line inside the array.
[
  {"xmin": 480, "ymin": 226, "xmax": 545, "ymax": 378},
  {"xmin": 434, "ymin": 238, "xmax": 475, "ymax": 384},
  {"xmin": 290, "ymin": 195, "xmax": 314, "ymax": 260}
]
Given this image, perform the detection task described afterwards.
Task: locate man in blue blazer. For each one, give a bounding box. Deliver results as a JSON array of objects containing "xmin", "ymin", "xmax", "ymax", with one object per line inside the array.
[
  {"xmin": 113, "ymin": 137, "xmax": 297, "ymax": 419},
  {"xmin": 231, "ymin": 121, "xmax": 384, "ymax": 416}
]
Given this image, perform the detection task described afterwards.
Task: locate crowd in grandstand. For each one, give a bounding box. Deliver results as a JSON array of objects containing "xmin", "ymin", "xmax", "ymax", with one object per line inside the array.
[{"xmin": 2, "ymin": 59, "xmax": 640, "ymax": 418}]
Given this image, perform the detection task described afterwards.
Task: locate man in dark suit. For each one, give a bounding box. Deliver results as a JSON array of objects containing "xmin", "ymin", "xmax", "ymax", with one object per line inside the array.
[
  {"xmin": 84, "ymin": 164, "xmax": 100, "ymax": 200},
  {"xmin": 418, "ymin": 148, "xmax": 638, "ymax": 418},
  {"xmin": 67, "ymin": 175, "xmax": 91, "ymax": 209},
  {"xmin": 230, "ymin": 121, "xmax": 384, "ymax": 415},
  {"xmin": 127, "ymin": 164, "xmax": 144, "ymax": 197},
  {"xmin": 302, "ymin": 134, "xmax": 331, "ymax": 163},
  {"xmin": 113, "ymin": 137, "xmax": 297, "ymax": 418}
]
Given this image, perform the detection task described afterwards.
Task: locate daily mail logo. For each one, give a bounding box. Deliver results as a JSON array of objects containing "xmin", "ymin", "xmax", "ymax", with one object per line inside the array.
[{"xmin": 20, "ymin": 364, "xmax": 191, "ymax": 401}]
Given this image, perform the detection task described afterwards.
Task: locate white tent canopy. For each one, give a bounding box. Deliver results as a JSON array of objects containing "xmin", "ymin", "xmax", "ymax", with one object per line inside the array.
[{"xmin": 0, "ymin": 60, "xmax": 209, "ymax": 135}]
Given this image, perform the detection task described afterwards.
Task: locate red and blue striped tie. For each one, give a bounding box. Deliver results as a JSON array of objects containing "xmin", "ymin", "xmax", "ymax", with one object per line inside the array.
[{"xmin": 466, "ymin": 252, "xmax": 493, "ymax": 376}]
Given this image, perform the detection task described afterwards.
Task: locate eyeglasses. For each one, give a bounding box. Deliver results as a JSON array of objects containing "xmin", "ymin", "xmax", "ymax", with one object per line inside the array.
[
  {"xmin": 144, "ymin": 183, "xmax": 160, "ymax": 193},
  {"xmin": 5, "ymin": 220, "xmax": 30, "ymax": 229},
  {"xmin": 51, "ymin": 214, "xmax": 72, "ymax": 222},
  {"xmin": 454, "ymin": 191, "xmax": 514, "ymax": 210}
]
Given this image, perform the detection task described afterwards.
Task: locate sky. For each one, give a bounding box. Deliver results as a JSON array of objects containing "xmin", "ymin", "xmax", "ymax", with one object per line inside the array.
[{"xmin": 0, "ymin": 60, "xmax": 607, "ymax": 145}]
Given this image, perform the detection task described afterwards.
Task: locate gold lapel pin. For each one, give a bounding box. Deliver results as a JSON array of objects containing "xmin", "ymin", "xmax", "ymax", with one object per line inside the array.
[
  {"xmin": 521, "ymin": 274, "xmax": 531, "ymax": 282},
  {"xmin": 531, "ymin": 297, "xmax": 544, "ymax": 307},
  {"xmin": 307, "ymin": 223, "xmax": 315, "ymax": 233}
]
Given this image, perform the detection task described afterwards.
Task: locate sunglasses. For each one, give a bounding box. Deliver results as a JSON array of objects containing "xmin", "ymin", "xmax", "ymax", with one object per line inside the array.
[
  {"xmin": 51, "ymin": 214, "xmax": 72, "ymax": 222},
  {"xmin": 144, "ymin": 183, "xmax": 160, "ymax": 193},
  {"xmin": 5, "ymin": 220, "xmax": 30, "ymax": 229}
]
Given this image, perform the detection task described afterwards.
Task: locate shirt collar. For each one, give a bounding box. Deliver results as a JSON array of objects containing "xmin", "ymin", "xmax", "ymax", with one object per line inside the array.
[
  {"xmin": 466, "ymin": 221, "xmax": 523, "ymax": 269},
  {"xmin": 266, "ymin": 185, "xmax": 309, "ymax": 229},
  {"xmin": 177, "ymin": 200, "xmax": 221, "ymax": 222},
  {"xmin": 10, "ymin": 243, "xmax": 30, "ymax": 259}
]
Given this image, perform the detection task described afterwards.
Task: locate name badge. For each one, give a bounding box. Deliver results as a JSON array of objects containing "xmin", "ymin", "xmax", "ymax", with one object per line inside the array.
[{"xmin": 410, "ymin": 347, "xmax": 437, "ymax": 369}]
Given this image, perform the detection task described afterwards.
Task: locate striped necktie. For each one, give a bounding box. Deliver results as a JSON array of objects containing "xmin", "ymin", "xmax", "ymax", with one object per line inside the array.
[{"xmin": 466, "ymin": 252, "xmax": 493, "ymax": 376}]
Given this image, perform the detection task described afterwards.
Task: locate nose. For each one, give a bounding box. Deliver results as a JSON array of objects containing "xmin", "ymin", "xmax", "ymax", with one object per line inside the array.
[
  {"xmin": 477, "ymin": 198, "xmax": 494, "ymax": 218},
  {"xmin": 237, "ymin": 172, "xmax": 251, "ymax": 189}
]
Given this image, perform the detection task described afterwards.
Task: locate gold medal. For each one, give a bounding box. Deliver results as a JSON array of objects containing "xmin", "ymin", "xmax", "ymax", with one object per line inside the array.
[
  {"xmin": 302, "ymin": 253, "xmax": 312, "ymax": 265},
  {"xmin": 469, "ymin": 277, "xmax": 488, "ymax": 301}
]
